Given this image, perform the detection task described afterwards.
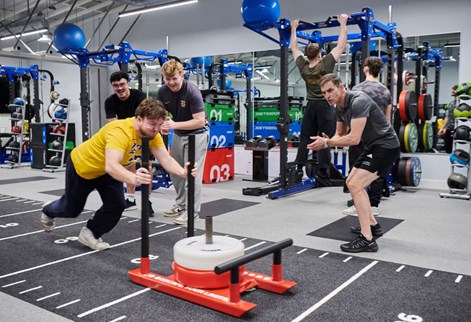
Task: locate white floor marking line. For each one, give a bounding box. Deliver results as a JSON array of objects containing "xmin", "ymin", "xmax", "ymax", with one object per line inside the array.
[
  {"xmin": 297, "ymin": 248, "xmax": 308, "ymax": 254},
  {"xmin": 77, "ymin": 288, "xmax": 151, "ymax": 318},
  {"xmin": 239, "ymin": 238, "xmax": 248, "ymax": 242},
  {"xmin": 343, "ymin": 257, "xmax": 352, "ymax": 263},
  {"xmin": 245, "ymin": 241, "xmax": 267, "ymax": 251},
  {"xmin": 319, "ymin": 252, "xmax": 329, "ymax": 258},
  {"xmin": 424, "ymin": 270, "xmax": 433, "ymax": 277},
  {"xmin": 127, "ymin": 219, "xmax": 140, "ymax": 223},
  {"xmin": 0, "ymin": 208, "xmax": 43, "ymax": 218},
  {"xmin": 0, "ymin": 198, "xmax": 19, "ymax": 202},
  {"xmin": 0, "ymin": 220, "xmax": 89, "ymax": 241},
  {"xmin": 396, "ymin": 265, "xmax": 405, "ymax": 272},
  {"xmin": 291, "ymin": 261, "xmax": 379, "ymax": 322},
  {"xmin": 0, "ymin": 227, "xmax": 182, "ymax": 280},
  {"xmin": 109, "ymin": 316, "xmax": 127, "ymax": 322},
  {"xmin": 16, "ymin": 199, "xmax": 27, "ymax": 202},
  {"xmin": 2, "ymin": 280, "xmax": 26, "ymax": 288},
  {"xmin": 36, "ymin": 292, "xmax": 61, "ymax": 302},
  {"xmin": 56, "ymin": 299, "xmax": 81, "ymax": 309},
  {"xmin": 24, "ymin": 200, "xmax": 37, "ymax": 204},
  {"xmin": 154, "ymin": 224, "xmax": 167, "ymax": 229},
  {"xmin": 455, "ymin": 275, "xmax": 463, "ymax": 283},
  {"xmin": 19, "ymin": 285, "xmax": 43, "ymax": 294}
]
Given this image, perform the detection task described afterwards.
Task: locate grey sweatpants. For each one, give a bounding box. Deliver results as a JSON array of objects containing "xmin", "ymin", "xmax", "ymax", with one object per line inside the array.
[{"xmin": 170, "ymin": 132, "xmax": 208, "ymax": 213}]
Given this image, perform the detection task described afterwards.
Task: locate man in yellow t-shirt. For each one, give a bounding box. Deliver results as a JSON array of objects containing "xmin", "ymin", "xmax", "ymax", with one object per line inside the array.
[{"xmin": 41, "ymin": 98, "xmax": 194, "ymax": 251}]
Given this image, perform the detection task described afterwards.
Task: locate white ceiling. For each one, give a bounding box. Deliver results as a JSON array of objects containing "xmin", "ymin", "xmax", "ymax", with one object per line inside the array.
[{"xmin": 0, "ymin": 0, "xmax": 170, "ymax": 52}]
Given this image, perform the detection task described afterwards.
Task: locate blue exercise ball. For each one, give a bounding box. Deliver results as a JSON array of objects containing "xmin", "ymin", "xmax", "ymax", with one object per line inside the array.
[
  {"xmin": 189, "ymin": 56, "xmax": 211, "ymax": 68},
  {"xmin": 54, "ymin": 23, "xmax": 86, "ymax": 51},
  {"xmin": 241, "ymin": 0, "xmax": 280, "ymax": 24}
]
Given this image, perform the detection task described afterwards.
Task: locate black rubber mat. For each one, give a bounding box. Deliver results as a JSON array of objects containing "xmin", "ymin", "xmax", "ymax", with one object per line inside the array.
[
  {"xmin": 40, "ymin": 189, "xmax": 65, "ymax": 196},
  {"xmin": 0, "ymin": 176, "xmax": 54, "ymax": 185},
  {"xmin": 308, "ymin": 215, "xmax": 403, "ymax": 241},
  {"xmin": 0, "ymin": 195, "xmax": 469, "ymax": 321},
  {"xmin": 200, "ymin": 198, "xmax": 259, "ymax": 218}
]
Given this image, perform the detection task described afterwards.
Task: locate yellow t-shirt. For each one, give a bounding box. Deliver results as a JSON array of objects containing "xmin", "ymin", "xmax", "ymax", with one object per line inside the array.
[{"xmin": 71, "ymin": 117, "xmax": 164, "ymax": 179}]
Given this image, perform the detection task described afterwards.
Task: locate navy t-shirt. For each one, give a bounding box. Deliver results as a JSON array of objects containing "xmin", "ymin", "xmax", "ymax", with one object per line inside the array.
[{"xmin": 157, "ymin": 80, "xmax": 205, "ymax": 135}]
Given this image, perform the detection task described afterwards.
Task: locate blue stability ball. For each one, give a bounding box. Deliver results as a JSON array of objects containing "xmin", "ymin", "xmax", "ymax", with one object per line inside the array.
[
  {"xmin": 189, "ymin": 56, "xmax": 211, "ymax": 68},
  {"xmin": 241, "ymin": 0, "xmax": 280, "ymax": 25},
  {"xmin": 54, "ymin": 23, "xmax": 86, "ymax": 51}
]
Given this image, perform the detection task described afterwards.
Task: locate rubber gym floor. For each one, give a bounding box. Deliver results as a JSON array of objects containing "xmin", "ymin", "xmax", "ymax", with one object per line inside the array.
[{"xmin": 1, "ymin": 167, "xmax": 470, "ymax": 321}]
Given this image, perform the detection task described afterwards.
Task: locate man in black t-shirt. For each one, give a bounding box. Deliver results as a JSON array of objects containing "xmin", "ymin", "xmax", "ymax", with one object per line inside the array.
[{"xmin": 104, "ymin": 71, "xmax": 148, "ymax": 213}]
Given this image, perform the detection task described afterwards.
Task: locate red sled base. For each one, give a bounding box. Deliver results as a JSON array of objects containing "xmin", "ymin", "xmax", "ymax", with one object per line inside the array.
[{"xmin": 128, "ymin": 264, "xmax": 296, "ymax": 317}]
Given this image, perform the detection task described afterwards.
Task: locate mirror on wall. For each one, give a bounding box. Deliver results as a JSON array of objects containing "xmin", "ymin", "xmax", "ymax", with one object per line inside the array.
[{"xmin": 125, "ymin": 32, "xmax": 460, "ymax": 151}]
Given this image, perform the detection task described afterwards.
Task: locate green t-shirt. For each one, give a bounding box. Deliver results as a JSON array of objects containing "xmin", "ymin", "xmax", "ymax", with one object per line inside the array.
[{"xmin": 296, "ymin": 52, "xmax": 336, "ymax": 100}]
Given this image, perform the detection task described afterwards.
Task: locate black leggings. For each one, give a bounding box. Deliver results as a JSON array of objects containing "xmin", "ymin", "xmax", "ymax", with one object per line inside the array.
[{"xmin": 295, "ymin": 99, "xmax": 336, "ymax": 170}]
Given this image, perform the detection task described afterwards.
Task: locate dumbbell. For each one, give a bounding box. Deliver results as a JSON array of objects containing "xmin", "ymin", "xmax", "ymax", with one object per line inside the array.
[
  {"xmin": 258, "ymin": 135, "xmax": 276, "ymax": 149},
  {"xmin": 245, "ymin": 135, "xmax": 262, "ymax": 147}
]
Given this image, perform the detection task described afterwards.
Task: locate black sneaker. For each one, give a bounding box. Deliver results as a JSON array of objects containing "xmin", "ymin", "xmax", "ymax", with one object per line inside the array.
[
  {"xmin": 148, "ymin": 201, "xmax": 155, "ymax": 217},
  {"xmin": 124, "ymin": 198, "xmax": 137, "ymax": 211},
  {"xmin": 350, "ymin": 223, "xmax": 383, "ymax": 237},
  {"xmin": 340, "ymin": 234, "xmax": 378, "ymax": 253},
  {"xmin": 347, "ymin": 199, "xmax": 354, "ymax": 207}
]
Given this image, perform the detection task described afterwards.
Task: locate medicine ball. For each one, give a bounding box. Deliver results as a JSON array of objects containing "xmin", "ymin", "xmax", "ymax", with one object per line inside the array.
[
  {"xmin": 11, "ymin": 111, "xmax": 23, "ymax": 119},
  {"xmin": 456, "ymin": 82, "xmax": 471, "ymax": 97},
  {"xmin": 12, "ymin": 97, "xmax": 25, "ymax": 106},
  {"xmin": 7, "ymin": 154, "xmax": 18, "ymax": 163},
  {"xmin": 453, "ymin": 125, "xmax": 471, "ymax": 141},
  {"xmin": 51, "ymin": 139, "xmax": 64, "ymax": 150},
  {"xmin": 447, "ymin": 173, "xmax": 468, "ymax": 190},
  {"xmin": 8, "ymin": 141, "xmax": 20, "ymax": 149},
  {"xmin": 11, "ymin": 125, "xmax": 22, "ymax": 133},
  {"xmin": 450, "ymin": 149, "xmax": 470, "ymax": 166},
  {"xmin": 54, "ymin": 108, "xmax": 68, "ymax": 120},
  {"xmin": 49, "ymin": 155, "xmax": 62, "ymax": 166},
  {"xmin": 52, "ymin": 125, "xmax": 65, "ymax": 135},
  {"xmin": 453, "ymin": 102, "xmax": 471, "ymax": 118}
]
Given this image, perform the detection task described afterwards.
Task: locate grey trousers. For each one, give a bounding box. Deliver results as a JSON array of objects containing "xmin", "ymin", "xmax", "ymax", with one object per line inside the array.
[{"xmin": 170, "ymin": 132, "xmax": 208, "ymax": 213}]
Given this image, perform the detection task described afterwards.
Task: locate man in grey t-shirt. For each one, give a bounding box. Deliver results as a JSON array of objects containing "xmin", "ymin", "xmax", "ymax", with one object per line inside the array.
[
  {"xmin": 308, "ymin": 74, "xmax": 400, "ymax": 253},
  {"xmin": 344, "ymin": 57, "xmax": 393, "ymax": 220}
]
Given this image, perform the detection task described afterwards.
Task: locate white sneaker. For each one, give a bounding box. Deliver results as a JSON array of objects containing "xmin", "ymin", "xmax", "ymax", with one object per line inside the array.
[
  {"xmin": 78, "ymin": 227, "xmax": 110, "ymax": 251},
  {"xmin": 173, "ymin": 211, "xmax": 199, "ymax": 225},
  {"xmin": 164, "ymin": 204, "xmax": 185, "ymax": 217},
  {"xmin": 41, "ymin": 213, "xmax": 55, "ymax": 232},
  {"xmin": 342, "ymin": 205, "xmax": 380, "ymax": 216},
  {"xmin": 41, "ymin": 201, "xmax": 55, "ymax": 232},
  {"xmin": 342, "ymin": 205, "xmax": 357, "ymax": 216}
]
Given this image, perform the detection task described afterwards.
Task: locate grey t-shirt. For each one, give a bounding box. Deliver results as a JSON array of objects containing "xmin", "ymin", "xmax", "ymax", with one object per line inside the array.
[
  {"xmin": 352, "ymin": 80, "xmax": 391, "ymax": 115},
  {"xmin": 157, "ymin": 80, "xmax": 205, "ymax": 135},
  {"xmin": 336, "ymin": 91, "xmax": 399, "ymax": 150}
]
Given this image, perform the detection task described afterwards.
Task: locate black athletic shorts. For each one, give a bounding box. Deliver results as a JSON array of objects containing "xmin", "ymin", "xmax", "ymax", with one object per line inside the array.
[{"xmin": 353, "ymin": 146, "xmax": 400, "ymax": 178}]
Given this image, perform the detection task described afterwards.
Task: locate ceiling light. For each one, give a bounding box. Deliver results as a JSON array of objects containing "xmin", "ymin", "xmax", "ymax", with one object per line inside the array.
[
  {"xmin": 0, "ymin": 28, "xmax": 48, "ymax": 41},
  {"xmin": 118, "ymin": 0, "xmax": 198, "ymax": 18},
  {"xmin": 444, "ymin": 43, "xmax": 460, "ymax": 48},
  {"xmin": 37, "ymin": 34, "xmax": 52, "ymax": 43}
]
